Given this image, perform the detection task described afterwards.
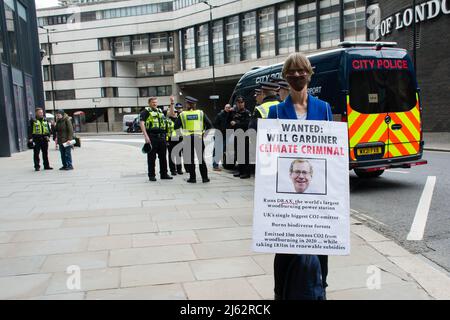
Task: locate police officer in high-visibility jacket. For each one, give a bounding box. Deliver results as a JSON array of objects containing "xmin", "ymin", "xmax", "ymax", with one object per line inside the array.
[
  {"xmin": 174, "ymin": 96, "xmax": 212, "ymax": 183},
  {"xmin": 140, "ymin": 97, "xmax": 174, "ymax": 182},
  {"xmin": 164, "ymin": 109, "xmax": 182, "ymax": 176},
  {"xmin": 249, "ymin": 81, "xmax": 280, "ymax": 130},
  {"xmin": 28, "ymin": 108, "xmax": 53, "ymax": 171}
]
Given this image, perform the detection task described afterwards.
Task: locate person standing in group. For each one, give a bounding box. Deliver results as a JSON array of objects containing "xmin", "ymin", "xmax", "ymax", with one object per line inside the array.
[
  {"xmin": 140, "ymin": 96, "xmax": 174, "ymax": 182},
  {"xmin": 249, "ymin": 81, "xmax": 280, "ymax": 130},
  {"xmin": 213, "ymin": 103, "xmax": 233, "ymax": 171},
  {"xmin": 174, "ymin": 96, "xmax": 212, "ymax": 183},
  {"xmin": 268, "ymin": 52, "xmax": 332, "ymax": 300},
  {"xmin": 54, "ymin": 109, "xmax": 74, "ymax": 171},
  {"xmin": 165, "ymin": 105, "xmax": 183, "ymax": 176},
  {"xmin": 270, "ymin": 77, "xmax": 290, "ymax": 102},
  {"xmin": 28, "ymin": 108, "xmax": 53, "ymax": 171},
  {"xmin": 229, "ymin": 96, "xmax": 251, "ymax": 179}
]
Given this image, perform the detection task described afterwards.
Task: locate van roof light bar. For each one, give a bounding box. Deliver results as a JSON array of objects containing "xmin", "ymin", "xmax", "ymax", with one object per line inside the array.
[{"xmin": 338, "ymin": 41, "xmax": 398, "ymax": 48}]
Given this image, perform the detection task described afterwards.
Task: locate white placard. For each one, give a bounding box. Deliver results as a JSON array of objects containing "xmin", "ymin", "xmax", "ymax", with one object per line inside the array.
[{"xmin": 252, "ymin": 119, "xmax": 350, "ymax": 256}]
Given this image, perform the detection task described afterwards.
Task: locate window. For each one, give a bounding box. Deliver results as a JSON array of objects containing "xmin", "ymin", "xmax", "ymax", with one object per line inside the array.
[
  {"xmin": 278, "ymin": 2, "xmax": 295, "ymax": 54},
  {"xmin": 320, "ymin": 0, "xmax": 341, "ymax": 48},
  {"xmin": 150, "ymin": 33, "xmax": 168, "ymax": 53},
  {"xmin": 259, "ymin": 7, "xmax": 275, "ymax": 58},
  {"xmin": 241, "ymin": 12, "xmax": 257, "ymax": 60},
  {"xmin": 114, "ymin": 36, "xmax": 131, "ymax": 56},
  {"xmin": 54, "ymin": 89, "xmax": 75, "ymax": 101},
  {"xmin": 45, "ymin": 91, "xmax": 53, "ymax": 101},
  {"xmin": 43, "ymin": 66, "xmax": 50, "ymax": 81},
  {"xmin": 4, "ymin": 0, "xmax": 19, "ymax": 67},
  {"xmin": 350, "ymin": 70, "xmax": 416, "ymax": 114},
  {"xmin": 98, "ymin": 38, "xmax": 111, "ymax": 51},
  {"xmin": 137, "ymin": 56, "xmax": 173, "ymax": 77},
  {"xmin": 101, "ymin": 87, "xmax": 119, "ymax": 98},
  {"xmin": 343, "ymin": 0, "xmax": 366, "ymax": 41},
  {"xmin": 81, "ymin": 11, "xmax": 96, "ymax": 22},
  {"xmin": 225, "ymin": 16, "xmax": 240, "ymax": 63},
  {"xmin": 100, "ymin": 61, "xmax": 116, "ymax": 77},
  {"xmin": 139, "ymin": 86, "xmax": 172, "ymax": 97},
  {"xmin": 197, "ymin": 24, "xmax": 209, "ymax": 68},
  {"xmin": 183, "ymin": 27, "xmax": 195, "ymax": 69},
  {"xmin": 212, "ymin": 20, "xmax": 224, "ymax": 65},
  {"xmin": 53, "ymin": 64, "xmax": 74, "ymax": 81},
  {"xmin": 298, "ymin": 0, "xmax": 317, "ymax": 51},
  {"xmin": 133, "ymin": 34, "xmax": 149, "ymax": 54}
]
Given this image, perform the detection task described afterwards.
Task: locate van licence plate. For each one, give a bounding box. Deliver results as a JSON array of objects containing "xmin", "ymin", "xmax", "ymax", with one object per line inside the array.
[{"xmin": 356, "ymin": 147, "xmax": 382, "ymax": 156}]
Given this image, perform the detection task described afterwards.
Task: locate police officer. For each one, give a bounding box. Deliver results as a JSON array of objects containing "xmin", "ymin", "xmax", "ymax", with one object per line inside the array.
[
  {"xmin": 174, "ymin": 96, "xmax": 213, "ymax": 183},
  {"xmin": 165, "ymin": 106, "xmax": 183, "ymax": 176},
  {"xmin": 28, "ymin": 108, "xmax": 53, "ymax": 171},
  {"xmin": 249, "ymin": 81, "xmax": 280, "ymax": 130},
  {"xmin": 230, "ymin": 96, "xmax": 252, "ymax": 179},
  {"xmin": 270, "ymin": 77, "xmax": 290, "ymax": 102},
  {"xmin": 140, "ymin": 96, "xmax": 173, "ymax": 182}
]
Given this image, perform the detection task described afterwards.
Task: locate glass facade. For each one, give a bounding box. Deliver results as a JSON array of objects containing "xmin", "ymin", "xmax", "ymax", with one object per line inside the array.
[
  {"xmin": 320, "ymin": 0, "xmax": 341, "ymax": 48},
  {"xmin": 137, "ymin": 56, "xmax": 174, "ymax": 77},
  {"xmin": 4, "ymin": 0, "xmax": 19, "ymax": 67},
  {"xmin": 278, "ymin": 1, "xmax": 295, "ymax": 54},
  {"xmin": 197, "ymin": 24, "xmax": 209, "ymax": 68},
  {"xmin": 225, "ymin": 16, "xmax": 240, "ymax": 63},
  {"xmin": 298, "ymin": 0, "xmax": 317, "ymax": 51},
  {"xmin": 139, "ymin": 85, "xmax": 172, "ymax": 97},
  {"xmin": 241, "ymin": 12, "xmax": 257, "ymax": 61},
  {"xmin": 212, "ymin": 20, "xmax": 224, "ymax": 65},
  {"xmin": 343, "ymin": 0, "xmax": 366, "ymax": 41},
  {"xmin": 132, "ymin": 34, "xmax": 148, "ymax": 55},
  {"xmin": 183, "ymin": 27, "xmax": 196, "ymax": 70},
  {"xmin": 259, "ymin": 7, "xmax": 275, "ymax": 58}
]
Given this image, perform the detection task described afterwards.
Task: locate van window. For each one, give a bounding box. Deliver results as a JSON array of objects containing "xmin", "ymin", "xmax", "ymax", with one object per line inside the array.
[{"xmin": 349, "ymin": 70, "xmax": 416, "ymax": 114}]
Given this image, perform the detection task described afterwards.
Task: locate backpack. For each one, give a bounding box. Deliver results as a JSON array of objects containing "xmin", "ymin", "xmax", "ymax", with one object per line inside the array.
[{"xmin": 282, "ymin": 254, "xmax": 325, "ymax": 300}]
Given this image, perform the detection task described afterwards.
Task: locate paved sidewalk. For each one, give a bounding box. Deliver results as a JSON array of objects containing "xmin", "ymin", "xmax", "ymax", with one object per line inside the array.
[{"xmin": 0, "ymin": 142, "xmax": 449, "ymax": 300}]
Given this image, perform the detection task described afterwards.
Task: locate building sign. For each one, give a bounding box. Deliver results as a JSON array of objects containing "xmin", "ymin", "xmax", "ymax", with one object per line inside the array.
[
  {"xmin": 377, "ymin": 0, "xmax": 450, "ymax": 38},
  {"xmin": 252, "ymin": 119, "xmax": 350, "ymax": 256}
]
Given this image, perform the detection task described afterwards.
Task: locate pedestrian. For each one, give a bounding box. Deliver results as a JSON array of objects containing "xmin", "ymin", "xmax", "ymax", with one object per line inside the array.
[
  {"xmin": 213, "ymin": 103, "xmax": 233, "ymax": 171},
  {"xmin": 28, "ymin": 107, "xmax": 53, "ymax": 171},
  {"xmin": 268, "ymin": 52, "xmax": 332, "ymax": 300},
  {"xmin": 139, "ymin": 96, "xmax": 174, "ymax": 182},
  {"xmin": 54, "ymin": 109, "xmax": 74, "ymax": 171},
  {"xmin": 249, "ymin": 81, "xmax": 280, "ymax": 130},
  {"xmin": 174, "ymin": 96, "xmax": 213, "ymax": 183},
  {"xmin": 164, "ymin": 106, "xmax": 183, "ymax": 176},
  {"xmin": 230, "ymin": 96, "xmax": 251, "ymax": 179}
]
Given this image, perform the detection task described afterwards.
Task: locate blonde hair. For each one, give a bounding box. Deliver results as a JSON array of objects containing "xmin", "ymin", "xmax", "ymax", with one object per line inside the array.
[{"xmin": 282, "ymin": 52, "xmax": 314, "ymax": 83}]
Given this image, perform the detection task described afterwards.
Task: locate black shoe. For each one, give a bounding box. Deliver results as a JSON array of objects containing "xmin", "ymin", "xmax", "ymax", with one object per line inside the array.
[
  {"xmin": 59, "ymin": 167, "xmax": 67, "ymax": 171},
  {"xmin": 66, "ymin": 166, "xmax": 74, "ymax": 170},
  {"xmin": 171, "ymin": 171, "xmax": 177, "ymax": 176},
  {"xmin": 161, "ymin": 175, "xmax": 173, "ymax": 180},
  {"xmin": 187, "ymin": 178, "xmax": 197, "ymax": 183},
  {"xmin": 240, "ymin": 174, "xmax": 250, "ymax": 179},
  {"xmin": 177, "ymin": 170, "xmax": 183, "ymax": 175},
  {"xmin": 44, "ymin": 167, "xmax": 53, "ymax": 170},
  {"xmin": 149, "ymin": 176, "xmax": 157, "ymax": 182},
  {"xmin": 233, "ymin": 172, "xmax": 241, "ymax": 177},
  {"xmin": 35, "ymin": 168, "xmax": 40, "ymax": 171},
  {"xmin": 202, "ymin": 178, "xmax": 210, "ymax": 183}
]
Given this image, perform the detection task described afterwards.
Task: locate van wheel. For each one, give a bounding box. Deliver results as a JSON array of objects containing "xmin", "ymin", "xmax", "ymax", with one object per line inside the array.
[{"xmin": 354, "ymin": 169, "xmax": 384, "ymax": 178}]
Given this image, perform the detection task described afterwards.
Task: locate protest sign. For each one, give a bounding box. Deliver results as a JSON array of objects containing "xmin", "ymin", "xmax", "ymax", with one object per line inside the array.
[{"xmin": 253, "ymin": 119, "xmax": 350, "ymax": 256}]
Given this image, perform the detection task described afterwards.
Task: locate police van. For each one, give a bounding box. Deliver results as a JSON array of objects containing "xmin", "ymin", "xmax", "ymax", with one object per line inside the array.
[{"xmin": 230, "ymin": 41, "xmax": 427, "ymax": 178}]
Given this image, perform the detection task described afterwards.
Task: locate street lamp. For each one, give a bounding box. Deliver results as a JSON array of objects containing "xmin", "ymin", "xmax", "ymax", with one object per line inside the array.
[
  {"xmin": 39, "ymin": 26, "xmax": 57, "ymax": 114},
  {"xmin": 92, "ymin": 98, "xmax": 101, "ymax": 133},
  {"xmin": 201, "ymin": 1, "xmax": 220, "ymax": 114}
]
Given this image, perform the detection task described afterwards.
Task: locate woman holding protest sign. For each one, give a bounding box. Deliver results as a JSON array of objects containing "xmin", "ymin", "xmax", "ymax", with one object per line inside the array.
[{"xmin": 268, "ymin": 52, "xmax": 333, "ymax": 300}]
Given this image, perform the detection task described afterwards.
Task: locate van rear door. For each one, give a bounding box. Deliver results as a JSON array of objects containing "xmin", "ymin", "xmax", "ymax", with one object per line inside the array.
[{"xmin": 347, "ymin": 53, "xmax": 420, "ymax": 162}]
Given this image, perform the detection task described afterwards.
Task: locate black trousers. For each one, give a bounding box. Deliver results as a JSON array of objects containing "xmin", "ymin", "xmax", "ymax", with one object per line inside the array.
[
  {"xmin": 183, "ymin": 135, "xmax": 208, "ymax": 180},
  {"xmin": 33, "ymin": 138, "xmax": 50, "ymax": 169},
  {"xmin": 167, "ymin": 140, "xmax": 182, "ymax": 173},
  {"xmin": 147, "ymin": 136, "xmax": 168, "ymax": 178},
  {"xmin": 237, "ymin": 136, "xmax": 250, "ymax": 176},
  {"xmin": 274, "ymin": 253, "xmax": 328, "ymax": 299}
]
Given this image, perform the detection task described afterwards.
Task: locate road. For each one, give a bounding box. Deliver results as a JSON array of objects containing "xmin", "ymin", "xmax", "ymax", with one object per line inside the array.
[{"xmin": 82, "ymin": 135, "xmax": 450, "ymax": 272}]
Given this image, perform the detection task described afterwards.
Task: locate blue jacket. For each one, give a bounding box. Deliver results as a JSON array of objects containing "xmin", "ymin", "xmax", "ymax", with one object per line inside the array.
[{"xmin": 268, "ymin": 94, "xmax": 332, "ymax": 121}]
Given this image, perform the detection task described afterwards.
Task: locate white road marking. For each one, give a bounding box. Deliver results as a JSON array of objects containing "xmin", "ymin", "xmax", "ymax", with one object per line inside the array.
[{"xmin": 407, "ymin": 176, "xmax": 437, "ymax": 241}]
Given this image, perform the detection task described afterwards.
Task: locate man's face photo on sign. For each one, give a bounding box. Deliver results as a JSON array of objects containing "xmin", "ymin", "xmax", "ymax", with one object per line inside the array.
[
  {"xmin": 289, "ymin": 160, "xmax": 313, "ymax": 193},
  {"xmin": 276, "ymin": 157, "xmax": 327, "ymax": 195}
]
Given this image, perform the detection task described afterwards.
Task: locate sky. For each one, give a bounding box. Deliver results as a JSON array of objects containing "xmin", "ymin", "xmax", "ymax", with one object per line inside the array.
[{"xmin": 35, "ymin": 0, "xmax": 60, "ymax": 9}]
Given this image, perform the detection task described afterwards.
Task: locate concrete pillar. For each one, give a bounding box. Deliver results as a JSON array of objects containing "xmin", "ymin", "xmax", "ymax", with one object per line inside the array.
[
  {"xmin": 172, "ymin": 31, "xmax": 183, "ymax": 104},
  {"xmin": 107, "ymin": 107, "xmax": 115, "ymax": 132}
]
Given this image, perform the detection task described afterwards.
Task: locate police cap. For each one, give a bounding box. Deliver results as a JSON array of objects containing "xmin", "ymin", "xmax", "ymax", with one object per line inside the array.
[
  {"xmin": 185, "ymin": 96, "xmax": 198, "ymax": 104},
  {"xmin": 259, "ymin": 81, "xmax": 279, "ymax": 91}
]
